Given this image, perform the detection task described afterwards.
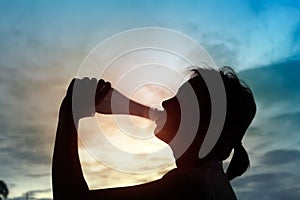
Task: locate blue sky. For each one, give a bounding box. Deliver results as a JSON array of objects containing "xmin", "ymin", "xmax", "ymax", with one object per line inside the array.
[{"xmin": 0, "ymin": 0, "xmax": 300, "ymax": 199}]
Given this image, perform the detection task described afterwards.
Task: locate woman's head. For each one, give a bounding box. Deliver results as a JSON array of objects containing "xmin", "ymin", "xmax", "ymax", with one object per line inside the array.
[
  {"xmin": 209, "ymin": 67, "xmax": 256, "ymax": 180},
  {"xmin": 156, "ymin": 66, "xmax": 256, "ymax": 180}
]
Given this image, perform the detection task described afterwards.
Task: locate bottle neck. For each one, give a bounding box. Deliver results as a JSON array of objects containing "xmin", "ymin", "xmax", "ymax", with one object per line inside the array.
[{"xmin": 97, "ymin": 87, "xmax": 163, "ymax": 120}]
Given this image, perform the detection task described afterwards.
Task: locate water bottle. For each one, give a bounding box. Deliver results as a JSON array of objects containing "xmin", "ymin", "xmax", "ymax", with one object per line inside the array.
[{"xmin": 95, "ymin": 87, "xmax": 163, "ymax": 121}]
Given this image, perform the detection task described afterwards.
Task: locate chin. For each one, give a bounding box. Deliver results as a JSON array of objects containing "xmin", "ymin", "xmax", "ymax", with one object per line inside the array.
[{"xmin": 154, "ymin": 126, "xmax": 177, "ymax": 144}]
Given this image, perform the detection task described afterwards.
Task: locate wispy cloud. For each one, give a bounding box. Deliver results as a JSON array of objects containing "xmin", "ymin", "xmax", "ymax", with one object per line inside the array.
[
  {"xmin": 232, "ymin": 172, "xmax": 300, "ymax": 200},
  {"xmin": 261, "ymin": 149, "xmax": 300, "ymax": 165},
  {"xmin": 9, "ymin": 188, "xmax": 52, "ymax": 200}
]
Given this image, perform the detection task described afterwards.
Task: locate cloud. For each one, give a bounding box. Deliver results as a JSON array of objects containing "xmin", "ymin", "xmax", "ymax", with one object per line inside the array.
[
  {"xmin": 239, "ymin": 59, "xmax": 300, "ymax": 109},
  {"xmin": 237, "ymin": 59, "xmax": 300, "ymax": 146},
  {"xmin": 174, "ymin": 0, "xmax": 300, "ymax": 70},
  {"xmin": 79, "ymin": 145, "xmax": 175, "ymax": 190},
  {"xmin": 8, "ymin": 197, "xmax": 26, "ymax": 200},
  {"xmin": 273, "ymin": 111, "xmax": 300, "ymax": 126},
  {"xmin": 237, "ymin": 58, "xmax": 300, "ymax": 150},
  {"xmin": 232, "ymin": 172, "xmax": 300, "ymax": 200},
  {"xmin": 26, "ymin": 173, "xmax": 51, "ymax": 178},
  {"xmin": 292, "ymin": 22, "xmax": 300, "ymax": 46},
  {"xmin": 250, "ymin": 110, "xmax": 300, "ymax": 144},
  {"xmin": 9, "ymin": 188, "xmax": 52, "ymax": 200},
  {"xmin": 261, "ymin": 149, "xmax": 300, "ymax": 165},
  {"xmin": 0, "ymin": 2, "xmax": 95, "ymax": 194}
]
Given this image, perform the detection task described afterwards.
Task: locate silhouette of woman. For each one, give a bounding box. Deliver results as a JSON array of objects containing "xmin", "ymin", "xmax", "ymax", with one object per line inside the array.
[{"xmin": 52, "ymin": 67, "xmax": 256, "ymax": 200}]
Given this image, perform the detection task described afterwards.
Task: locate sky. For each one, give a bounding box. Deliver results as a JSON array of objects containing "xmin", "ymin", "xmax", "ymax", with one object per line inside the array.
[{"xmin": 0, "ymin": 0, "xmax": 300, "ymax": 199}]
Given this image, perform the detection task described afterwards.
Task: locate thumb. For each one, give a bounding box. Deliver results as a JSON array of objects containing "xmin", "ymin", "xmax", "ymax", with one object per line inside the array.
[{"xmin": 66, "ymin": 78, "xmax": 77, "ymax": 99}]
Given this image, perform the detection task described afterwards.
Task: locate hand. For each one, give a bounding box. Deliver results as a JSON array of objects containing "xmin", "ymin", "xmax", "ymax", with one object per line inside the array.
[
  {"xmin": 94, "ymin": 79, "xmax": 112, "ymax": 114},
  {"xmin": 62, "ymin": 78, "xmax": 111, "ymax": 119}
]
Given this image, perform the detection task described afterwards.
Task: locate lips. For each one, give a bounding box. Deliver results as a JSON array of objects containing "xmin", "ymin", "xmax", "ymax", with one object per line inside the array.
[
  {"xmin": 154, "ymin": 109, "xmax": 181, "ymax": 143},
  {"xmin": 149, "ymin": 109, "xmax": 167, "ymax": 133}
]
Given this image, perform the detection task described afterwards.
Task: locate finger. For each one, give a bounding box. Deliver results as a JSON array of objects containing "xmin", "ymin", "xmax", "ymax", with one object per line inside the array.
[
  {"xmin": 91, "ymin": 78, "xmax": 97, "ymax": 83},
  {"xmin": 96, "ymin": 79, "xmax": 105, "ymax": 93},
  {"xmin": 95, "ymin": 79, "xmax": 105, "ymax": 104},
  {"xmin": 95, "ymin": 81, "xmax": 111, "ymax": 105},
  {"xmin": 90, "ymin": 78, "xmax": 98, "ymax": 93},
  {"xmin": 79, "ymin": 77, "xmax": 97, "ymax": 91},
  {"xmin": 66, "ymin": 78, "xmax": 77, "ymax": 97},
  {"xmin": 82, "ymin": 77, "xmax": 90, "ymax": 81},
  {"xmin": 102, "ymin": 82, "xmax": 111, "ymax": 96}
]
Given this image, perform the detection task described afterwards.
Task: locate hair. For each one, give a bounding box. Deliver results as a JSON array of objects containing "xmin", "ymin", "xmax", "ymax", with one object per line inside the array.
[{"xmin": 190, "ymin": 66, "xmax": 256, "ymax": 180}]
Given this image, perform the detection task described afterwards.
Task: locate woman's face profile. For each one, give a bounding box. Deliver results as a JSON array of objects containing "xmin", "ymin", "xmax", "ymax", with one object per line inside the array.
[
  {"xmin": 155, "ymin": 95, "xmax": 181, "ymax": 143},
  {"xmin": 154, "ymin": 78, "xmax": 203, "ymax": 145},
  {"xmin": 154, "ymin": 79, "xmax": 194, "ymax": 144}
]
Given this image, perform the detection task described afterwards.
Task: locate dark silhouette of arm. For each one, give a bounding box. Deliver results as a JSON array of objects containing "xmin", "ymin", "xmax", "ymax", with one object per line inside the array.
[
  {"xmin": 52, "ymin": 99, "xmax": 178, "ymax": 199},
  {"xmin": 52, "ymin": 97, "xmax": 89, "ymax": 199},
  {"xmin": 52, "ymin": 78, "xmax": 97, "ymax": 199}
]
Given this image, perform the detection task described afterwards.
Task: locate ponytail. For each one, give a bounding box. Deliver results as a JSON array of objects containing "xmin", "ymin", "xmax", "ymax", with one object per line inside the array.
[{"xmin": 226, "ymin": 144, "xmax": 250, "ymax": 180}]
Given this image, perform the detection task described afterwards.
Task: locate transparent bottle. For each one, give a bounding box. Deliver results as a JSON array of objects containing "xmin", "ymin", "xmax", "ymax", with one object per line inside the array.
[{"xmin": 95, "ymin": 87, "xmax": 163, "ymax": 121}]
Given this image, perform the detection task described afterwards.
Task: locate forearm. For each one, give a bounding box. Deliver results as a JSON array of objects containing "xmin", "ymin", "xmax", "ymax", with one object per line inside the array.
[{"xmin": 52, "ymin": 99, "xmax": 89, "ymax": 199}]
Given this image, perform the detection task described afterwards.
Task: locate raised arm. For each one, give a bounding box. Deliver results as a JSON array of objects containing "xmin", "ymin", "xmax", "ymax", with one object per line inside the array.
[
  {"xmin": 52, "ymin": 96, "xmax": 88, "ymax": 199},
  {"xmin": 52, "ymin": 78, "xmax": 111, "ymax": 199}
]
